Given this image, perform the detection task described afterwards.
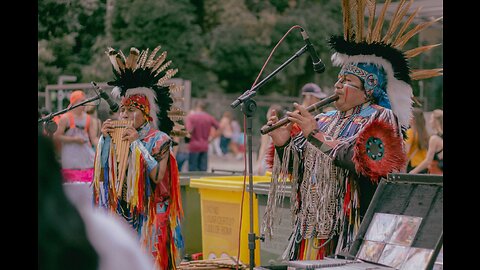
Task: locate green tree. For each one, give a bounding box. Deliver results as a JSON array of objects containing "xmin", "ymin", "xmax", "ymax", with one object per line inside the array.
[
  {"xmin": 38, "ymin": 0, "xmax": 442, "ymax": 108},
  {"xmin": 38, "ymin": 40, "xmax": 62, "ymax": 92},
  {"xmin": 110, "ymin": 0, "xmax": 219, "ymax": 97},
  {"xmin": 38, "ymin": 0, "xmax": 106, "ymax": 92},
  {"xmin": 206, "ymin": 0, "xmax": 280, "ymax": 93},
  {"xmin": 206, "ymin": 0, "xmax": 343, "ymax": 96}
]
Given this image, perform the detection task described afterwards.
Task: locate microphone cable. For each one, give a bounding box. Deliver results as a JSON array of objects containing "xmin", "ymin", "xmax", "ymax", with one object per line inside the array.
[{"xmin": 235, "ymin": 24, "xmax": 304, "ymax": 270}]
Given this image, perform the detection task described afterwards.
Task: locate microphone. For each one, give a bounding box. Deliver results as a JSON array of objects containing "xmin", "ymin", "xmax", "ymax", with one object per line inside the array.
[
  {"xmin": 99, "ymin": 89, "xmax": 119, "ymax": 112},
  {"xmin": 92, "ymin": 82, "xmax": 119, "ymax": 112},
  {"xmin": 300, "ymin": 28, "xmax": 325, "ymax": 73}
]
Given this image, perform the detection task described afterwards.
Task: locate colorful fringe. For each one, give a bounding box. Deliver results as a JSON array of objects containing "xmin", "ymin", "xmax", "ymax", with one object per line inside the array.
[
  {"xmin": 295, "ymin": 238, "xmax": 336, "ymax": 261},
  {"xmin": 265, "ymin": 138, "xmax": 366, "ymax": 261},
  {"xmin": 93, "ymin": 139, "xmax": 184, "ymax": 270},
  {"xmin": 151, "ymin": 153, "xmax": 184, "ymax": 270}
]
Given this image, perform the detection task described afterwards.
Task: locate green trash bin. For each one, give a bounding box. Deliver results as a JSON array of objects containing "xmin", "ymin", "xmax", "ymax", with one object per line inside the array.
[
  {"xmin": 180, "ymin": 175, "xmax": 202, "ymax": 258},
  {"xmin": 252, "ymin": 181, "xmax": 293, "ymax": 266}
]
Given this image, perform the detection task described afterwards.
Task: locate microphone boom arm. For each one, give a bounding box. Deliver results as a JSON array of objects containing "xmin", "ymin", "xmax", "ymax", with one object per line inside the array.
[
  {"xmin": 38, "ymin": 88, "xmax": 103, "ymax": 123},
  {"xmin": 230, "ymin": 44, "xmax": 309, "ymax": 108}
]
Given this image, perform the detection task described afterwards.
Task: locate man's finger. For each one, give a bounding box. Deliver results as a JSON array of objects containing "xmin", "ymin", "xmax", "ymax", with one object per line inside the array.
[
  {"xmin": 287, "ymin": 116, "xmax": 300, "ymax": 124},
  {"xmin": 293, "ymin": 102, "xmax": 310, "ymax": 116},
  {"xmin": 287, "ymin": 110, "xmax": 303, "ymax": 121}
]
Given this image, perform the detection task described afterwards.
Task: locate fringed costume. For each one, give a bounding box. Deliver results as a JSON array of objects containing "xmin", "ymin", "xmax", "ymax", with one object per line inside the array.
[
  {"xmin": 262, "ymin": 0, "xmax": 442, "ymax": 262},
  {"xmin": 92, "ymin": 45, "xmax": 187, "ymax": 270}
]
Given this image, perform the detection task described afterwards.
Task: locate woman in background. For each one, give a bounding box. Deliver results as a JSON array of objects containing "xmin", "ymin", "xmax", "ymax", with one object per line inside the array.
[
  {"xmin": 405, "ymin": 108, "xmax": 429, "ymax": 173},
  {"xmin": 255, "ymin": 104, "xmax": 285, "ymax": 175},
  {"xmin": 409, "ymin": 109, "xmax": 443, "ymax": 175}
]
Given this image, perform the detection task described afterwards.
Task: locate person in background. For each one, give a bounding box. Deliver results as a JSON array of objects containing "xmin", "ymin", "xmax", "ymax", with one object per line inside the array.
[
  {"xmin": 173, "ymin": 118, "xmax": 190, "ymax": 172},
  {"xmin": 85, "ymin": 101, "xmax": 103, "ymax": 144},
  {"xmin": 218, "ymin": 111, "xmax": 234, "ymax": 155},
  {"xmin": 300, "ymin": 82, "xmax": 328, "ymax": 108},
  {"xmin": 255, "ymin": 104, "xmax": 285, "ymax": 175},
  {"xmin": 409, "ymin": 109, "xmax": 443, "ymax": 175},
  {"xmin": 39, "ymin": 132, "xmax": 99, "ymax": 270},
  {"xmin": 405, "ymin": 108, "xmax": 429, "ymax": 173},
  {"xmin": 185, "ymin": 100, "xmax": 219, "ymax": 171},
  {"xmin": 39, "ymin": 133, "xmax": 155, "ymax": 270},
  {"xmin": 230, "ymin": 116, "xmax": 244, "ymax": 160},
  {"xmin": 210, "ymin": 126, "xmax": 223, "ymax": 156},
  {"xmin": 53, "ymin": 90, "xmax": 98, "ymax": 183}
]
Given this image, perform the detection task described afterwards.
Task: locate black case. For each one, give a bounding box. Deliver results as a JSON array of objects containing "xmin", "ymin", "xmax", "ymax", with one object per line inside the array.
[
  {"xmin": 346, "ymin": 173, "xmax": 443, "ymax": 269},
  {"xmin": 261, "ymin": 173, "xmax": 443, "ymax": 270},
  {"xmin": 349, "ymin": 174, "xmax": 443, "ymax": 256}
]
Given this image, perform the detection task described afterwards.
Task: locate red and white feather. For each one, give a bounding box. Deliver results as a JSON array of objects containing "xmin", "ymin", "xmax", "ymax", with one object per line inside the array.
[{"xmin": 353, "ymin": 118, "xmax": 407, "ymax": 182}]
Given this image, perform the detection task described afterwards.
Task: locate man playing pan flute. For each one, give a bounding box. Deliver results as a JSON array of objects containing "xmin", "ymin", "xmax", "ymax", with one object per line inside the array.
[
  {"xmin": 93, "ymin": 45, "xmax": 187, "ymax": 270},
  {"xmin": 262, "ymin": 0, "xmax": 442, "ymax": 262}
]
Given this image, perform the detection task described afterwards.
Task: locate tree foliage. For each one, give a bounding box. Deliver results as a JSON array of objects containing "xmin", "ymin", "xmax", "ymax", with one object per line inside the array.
[
  {"xmin": 38, "ymin": 0, "xmax": 105, "ymax": 91},
  {"xmin": 38, "ymin": 0, "xmax": 442, "ymax": 107}
]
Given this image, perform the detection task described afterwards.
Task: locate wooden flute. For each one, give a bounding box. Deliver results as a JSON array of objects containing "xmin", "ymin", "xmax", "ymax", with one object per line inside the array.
[{"xmin": 260, "ymin": 93, "xmax": 339, "ymax": 135}]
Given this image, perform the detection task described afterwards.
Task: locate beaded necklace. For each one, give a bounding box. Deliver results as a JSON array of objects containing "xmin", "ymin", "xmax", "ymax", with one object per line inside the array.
[{"xmin": 325, "ymin": 103, "xmax": 368, "ymax": 138}]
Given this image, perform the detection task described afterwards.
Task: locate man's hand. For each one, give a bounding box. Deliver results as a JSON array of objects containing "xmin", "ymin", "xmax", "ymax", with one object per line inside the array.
[
  {"xmin": 122, "ymin": 126, "xmax": 139, "ymax": 143},
  {"xmin": 286, "ymin": 103, "xmax": 317, "ymax": 137},
  {"xmin": 101, "ymin": 119, "xmax": 114, "ymax": 137},
  {"xmin": 266, "ymin": 109, "xmax": 291, "ymax": 146}
]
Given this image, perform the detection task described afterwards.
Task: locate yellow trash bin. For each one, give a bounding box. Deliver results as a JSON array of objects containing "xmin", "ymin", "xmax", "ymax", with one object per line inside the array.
[{"xmin": 190, "ymin": 175, "xmax": 270, "ymax": 266}]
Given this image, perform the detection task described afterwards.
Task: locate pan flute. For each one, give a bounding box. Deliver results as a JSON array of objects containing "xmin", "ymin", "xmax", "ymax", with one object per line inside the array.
[{"xmin": 109, "ymin": 120, "xmax": 133, "ymax": 196}]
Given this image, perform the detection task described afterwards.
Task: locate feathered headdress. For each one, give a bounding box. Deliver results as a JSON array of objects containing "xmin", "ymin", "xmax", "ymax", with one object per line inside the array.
[
  {"xmin": 105, "ymin": 45, "xmax": 187, "ymax": 137},
  {"xmin": 329, "ymin": 0, "xmax": 442, "ymax": 128}
]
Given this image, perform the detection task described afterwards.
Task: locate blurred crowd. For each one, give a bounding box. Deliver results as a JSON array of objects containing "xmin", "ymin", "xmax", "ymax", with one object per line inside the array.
[{"xmin": 39, "ymin": 83, "xmax": 443, "ymax": 178}]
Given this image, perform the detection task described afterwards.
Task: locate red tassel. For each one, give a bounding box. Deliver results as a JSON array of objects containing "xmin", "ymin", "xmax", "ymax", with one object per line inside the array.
[
  {"xmin": 149, "ymin": 153, "xmax": 184, "ymax": 269},
  {"xmin": 343, "ymin": 181, "xmax": 351, "ymax": 218},
  {"xmin": 169, "ymin": 153, "xmax": 184, "ymax": 218},
  {"xmin": 153, "ymin": 206, "xmax": 170, "ymax": 270},
  {"xmin": 317, "ymin": 239, "xmax": 325, "ymax": 260},
  {"xmin": 265, "ymin": 141, "xmax": 275, "ymax": 171},
  {"xmin": 298, "ymin": 239, "xmax": 306, "ymax": 260}
]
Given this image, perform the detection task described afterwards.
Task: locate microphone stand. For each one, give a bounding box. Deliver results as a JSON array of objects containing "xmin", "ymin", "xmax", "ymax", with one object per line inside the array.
[{"xmin": 230, "ymin": 44, "xmax": 309, "ymax": 270}]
